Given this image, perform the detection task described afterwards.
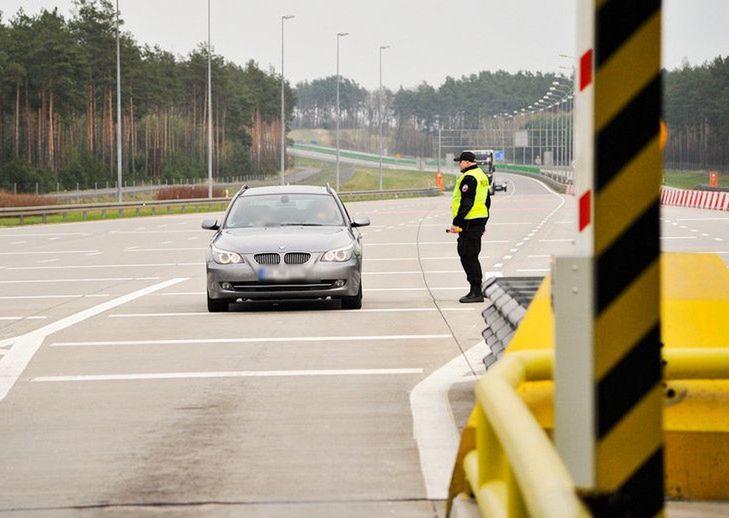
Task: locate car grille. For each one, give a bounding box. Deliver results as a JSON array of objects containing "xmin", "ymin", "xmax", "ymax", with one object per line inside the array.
[
  {"xmin": 284, "ymin": 252, "xmax": 311, "ymax": 265},
  {"xmin": 231, "ymin": 281, "xmax": 336, "ymax": 292},
  {"xmin": 254, "ymin": 253, "xmax": 280, "ymax": 265}
]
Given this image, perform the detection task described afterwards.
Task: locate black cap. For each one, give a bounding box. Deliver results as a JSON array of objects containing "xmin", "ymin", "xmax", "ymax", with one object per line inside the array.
[{"xmin": 453, "ymin": 151, "xmax": 476, "ymax": 163}]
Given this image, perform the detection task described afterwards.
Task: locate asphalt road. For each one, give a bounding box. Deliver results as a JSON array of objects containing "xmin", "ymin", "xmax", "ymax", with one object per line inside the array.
[{"xmin": 0, "ymin": 173, "xmax": 726, "ymax": 517}]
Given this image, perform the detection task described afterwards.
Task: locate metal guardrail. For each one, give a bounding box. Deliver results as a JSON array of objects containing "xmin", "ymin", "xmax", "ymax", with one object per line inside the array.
[
  {"xmin": 451, "ymin": 347, "xmax": 729, "ymax": 517},
  {"xmin": 0, "ymin": 187, "xmax": 441, "ymax": 224},
  {"xmin": 0, "ymin": 197, "xmax": 231, "ymax": 224}
]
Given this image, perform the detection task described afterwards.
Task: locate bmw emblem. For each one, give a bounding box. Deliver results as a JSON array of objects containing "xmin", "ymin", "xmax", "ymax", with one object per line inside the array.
[{"xmin": 279, "ymin": 245, "xmax": 286, "ymax": 250}]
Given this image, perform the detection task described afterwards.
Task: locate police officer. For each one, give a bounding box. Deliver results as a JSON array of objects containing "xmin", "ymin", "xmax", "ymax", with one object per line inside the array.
[{"xmin": 449, "ymin": 151, "xmax": 491, "ymax": 303}]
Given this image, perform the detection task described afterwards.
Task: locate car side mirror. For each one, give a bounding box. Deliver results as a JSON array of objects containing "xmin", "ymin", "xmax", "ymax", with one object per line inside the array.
[
  {"xmin": 201, "ymin": 219, "xmax": 219, "ymax": 230},
  {"xmin": 351, "ymin": 217, "xmax": 370, "ymax": 228}
]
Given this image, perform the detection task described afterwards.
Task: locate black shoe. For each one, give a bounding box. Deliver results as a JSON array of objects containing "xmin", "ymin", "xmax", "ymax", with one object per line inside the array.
[{"xmin": 459, "ymin": 287, "xmax": 484, "ymax": 303}]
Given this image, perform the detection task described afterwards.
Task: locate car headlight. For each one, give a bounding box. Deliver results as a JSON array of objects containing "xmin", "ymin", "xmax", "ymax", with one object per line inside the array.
[
  {"xmin": 321, "ymin": 244, "xmax": 354, "ymax": 262},
  {"xmin": 211, "ymin": 245, "xmax": 244, "ymax": 265}
]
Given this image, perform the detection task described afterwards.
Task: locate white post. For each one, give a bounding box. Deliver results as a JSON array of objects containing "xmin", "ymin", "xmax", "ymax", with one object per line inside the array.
[
  {"xmin": 207, "ymin": 0, "xmax": 213, "ymax": 199},
  {"xmin": 378, "ymin": 45, "xmax": 390, "ymax": 191},
  {"xmin": 335, "ymin": 32, "xmax": 348, "ymax": 192},
  {"xmin": 280, "ymin": 15, "xmax": 294, "ymax": 186},
  {"xmin": 115, "ymin": 0, "xmax": 123, "ymax": 203}
]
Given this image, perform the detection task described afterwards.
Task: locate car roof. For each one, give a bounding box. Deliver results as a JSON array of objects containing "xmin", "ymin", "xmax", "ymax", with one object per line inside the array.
[{"xmin": 238, "ymin": 185, "xmax": 333, "ymax": 196}]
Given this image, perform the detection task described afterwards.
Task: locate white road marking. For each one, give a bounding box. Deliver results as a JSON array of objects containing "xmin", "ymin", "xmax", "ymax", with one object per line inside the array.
[
  {"xmin": 675, "ymin": 217, "xmax": 729, "ymax": 222},
  {"xmin": 109, "ymin": 308, "xmax": 476, "ymax": 318},
  {"xmin": 0, "ymin": 250, "xmax": 99, "ymax": 255},
  {"xmin": 5, "ymin": 262, "xmax": 203, "ymax": 271},
  {"xmin": 37, "ymin": 259, "xmax": 59, "ymax": 264},
  {"xmin": 32, "ymin": 368, "xmax": 425, "ymax": 383},
  {"xmin": 0, "ymin": 294, "xmax": 110, "ymax": 300},
  {"xmin": 528, "ymin": 254, "xmax": 551, "ymax": 258},
  {"xmin": 0, "ymin": 277, "xmax": 161, "ymax": 284},
  {"xmin": 110, "ymin": 230, "xmax": 205, "ymax": 234},
  {"xmin": 0, "ymin": 278, "xmax": 188, "ymax": 401},
  {"xmin": 660, "ymin": 236, "xmax": 697, "ymax": 240},
  {"xmin": 367, "ymin": 241, "xmax": 508, "ymax": 246},
  {"xmin": 363, "ymin": 270, "xmax": 462, "ymax": 275},
  {"xmin": 410, "ymin": 340, "xmax": 487, "ymax": 500},
  {"xmin": 365, "ymin": 257, "xmax": 460, "ymax": 261},
  {"xmin": 126, "ymin": 247, "xmax": 206, "ymax": 252},
  {"xmin": 50, "ymin": 334, "xmax": 452, "ymax": 347},
  {"xmin": 0, "ymin": 233, "xmax": 91, "ymax": 237},
  {"xmin": 0, "ymin": 316, "xmax": 47, "ymax": 321},
  {"xmin": 10, "ymin": 241, "xmax": 26, "ymax": 245},
  {"xmin": 517, "ymin": 268, "xmax": 550, "ymax": 273}
]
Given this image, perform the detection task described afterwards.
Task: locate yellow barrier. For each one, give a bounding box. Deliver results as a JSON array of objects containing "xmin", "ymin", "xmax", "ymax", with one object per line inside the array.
[
  {"xmin": 453, "ymin": 347, "xmax": 729, "ymax": 516},
  {"xmin": 460, "ymin": 350, "xmax": 589, "ymax": 518}
]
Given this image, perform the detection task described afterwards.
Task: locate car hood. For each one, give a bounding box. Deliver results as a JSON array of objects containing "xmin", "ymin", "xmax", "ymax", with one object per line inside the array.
[{"xmin": 213, "ymin": 226, "xmax": 353, "ymax": 254}]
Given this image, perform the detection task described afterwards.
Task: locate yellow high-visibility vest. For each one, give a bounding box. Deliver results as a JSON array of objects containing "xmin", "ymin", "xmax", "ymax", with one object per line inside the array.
[{"xmin": 451, "ymin": 167, "xmax": 490, "ymax": 220}]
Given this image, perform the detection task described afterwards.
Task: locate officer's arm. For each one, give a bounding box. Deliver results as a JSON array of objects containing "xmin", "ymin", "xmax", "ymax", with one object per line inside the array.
[{"xmin": 452, "ymin": 176, "xmax": 478, "ymax": 227}]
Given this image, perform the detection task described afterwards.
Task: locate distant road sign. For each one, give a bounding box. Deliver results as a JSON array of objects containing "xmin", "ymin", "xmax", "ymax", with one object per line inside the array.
[{"xmin": 495, "ymin": 150, "xmax": 505, "ymax": 161}]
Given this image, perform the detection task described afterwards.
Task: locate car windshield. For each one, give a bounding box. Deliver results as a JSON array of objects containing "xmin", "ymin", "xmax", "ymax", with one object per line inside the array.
[{"xmin": 224, "ymin": 193, "xmax": 345, "ymax": 228}]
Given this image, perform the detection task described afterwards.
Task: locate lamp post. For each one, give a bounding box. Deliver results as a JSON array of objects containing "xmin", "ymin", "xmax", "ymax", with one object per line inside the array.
[
  {"xmin": 335, "ymin": 32, "xmax": 348, "ymax": 192},
  {"xmin": 115, "ymin": 0, "xmax": 122, "ymax": 202},
  {"xmin": 378, "ymin": 45, "xmax": 390, "ymax": 191},
  {"xmin": 207, "ymin": 0, "xmax": 213, "ymax": 199},
  {"xmin": 280, "ymin": 15, "xmax": 294, "ymax": 186}
]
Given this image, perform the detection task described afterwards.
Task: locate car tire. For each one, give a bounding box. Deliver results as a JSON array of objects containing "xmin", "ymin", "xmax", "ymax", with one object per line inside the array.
[
  {"xmin": 207, "ymin": 292, "xmax": 229, "ymax": 313},
  {"xmin": 341, "ymin": 282, "xmax": 362, "ymax": 310}
]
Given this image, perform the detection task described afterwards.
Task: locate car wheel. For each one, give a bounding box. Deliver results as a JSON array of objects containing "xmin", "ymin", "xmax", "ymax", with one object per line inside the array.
[
  {"xmin": 207, "ymin": 292, "xmax": 229, "ymax": 313},
  {"xmin": 341, "ymin": 282, "xmax": 362, "ymax": 310}
]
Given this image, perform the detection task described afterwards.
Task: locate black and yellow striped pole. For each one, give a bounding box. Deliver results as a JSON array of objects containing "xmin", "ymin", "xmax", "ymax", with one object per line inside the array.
[{"xmin": 554, "ymin": 1, "xmax": 664, "ymax": 515}]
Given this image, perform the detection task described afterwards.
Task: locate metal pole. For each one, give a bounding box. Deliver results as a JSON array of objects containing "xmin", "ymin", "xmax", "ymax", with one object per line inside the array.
[
  {"xmin": 437, "ymin": 127, "xmax": 442, "ymax": 172},
  {"xmin": 115, "ymin": 0, "xmax": 122, "ymax": 203},
  {"xmin": 280, "ymin": 15, "xmax": 294, "ymax": 186},
  {"xmin": 336, "ymin": 32, "xmax": 348, "ymax": 192},
  {"xmin": 378, "ymin": 45, "xmax": 389, "ymax": 191},
  {"xmin": 207, "ymin": 0, "xmax": 213, "ymax": 199}
]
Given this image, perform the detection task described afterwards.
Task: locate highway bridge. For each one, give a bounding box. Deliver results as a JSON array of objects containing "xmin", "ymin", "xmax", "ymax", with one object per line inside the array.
[{"xmin": 0, "ymin": 172, "xmax": 726, "ymax": 516}]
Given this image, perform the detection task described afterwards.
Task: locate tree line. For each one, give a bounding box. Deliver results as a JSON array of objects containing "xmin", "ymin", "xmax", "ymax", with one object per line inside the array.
[
  {"xmin": 664, "ymin": 57, "xmax": 729, "ymax": 172},
  {"xmin": 293, "ymin": 71, "xmax": 561, "ymax": 157},
  {"xmin": 0, "ymin": 0, "xmax": 293, "ymax": 193},
  {"xmin": 295, "ymin": 63, "xmax": 729, "ymax": 173}
]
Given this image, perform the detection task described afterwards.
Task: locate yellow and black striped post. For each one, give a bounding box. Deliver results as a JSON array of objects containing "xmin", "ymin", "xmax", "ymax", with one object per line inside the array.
[{"xmin": 554, "ymin": 1, "xmax": 664, "ymax": 515}]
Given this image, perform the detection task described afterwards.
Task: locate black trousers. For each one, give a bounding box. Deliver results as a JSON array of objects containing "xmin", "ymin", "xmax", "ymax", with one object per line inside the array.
[{"xmin": 457, "ymin": 219, "xmax": 487, "ymax": 289}]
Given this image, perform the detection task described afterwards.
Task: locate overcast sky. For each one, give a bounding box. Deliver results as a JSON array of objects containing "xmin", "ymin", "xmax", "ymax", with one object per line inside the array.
[{"xmin": 1, "ymin": 0, "xmax": 728, "ymax": 90}]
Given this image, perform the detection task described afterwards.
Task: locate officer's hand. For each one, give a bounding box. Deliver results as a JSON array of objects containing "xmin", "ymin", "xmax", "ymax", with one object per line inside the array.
[{"xmin": 447, "ymin": 226, "xmax": 462, "ymax": 234}]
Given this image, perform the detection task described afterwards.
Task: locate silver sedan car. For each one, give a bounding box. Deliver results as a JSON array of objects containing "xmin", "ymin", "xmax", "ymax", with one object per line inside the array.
[{"xmin": 202, "ymin": 185, "xmax": 369, "ymax": 312}]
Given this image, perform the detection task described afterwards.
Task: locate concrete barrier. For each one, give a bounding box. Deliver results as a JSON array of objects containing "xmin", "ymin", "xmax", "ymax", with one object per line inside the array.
[{"xmin": 660, "ymin": 186, "xmax": 729, "ymax": 211}]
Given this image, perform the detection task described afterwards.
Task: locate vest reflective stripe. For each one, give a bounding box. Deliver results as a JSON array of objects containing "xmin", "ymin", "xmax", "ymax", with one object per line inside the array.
[{"xmin": 451, "ymin": 167, "xmax": 490, "ymax": 220}]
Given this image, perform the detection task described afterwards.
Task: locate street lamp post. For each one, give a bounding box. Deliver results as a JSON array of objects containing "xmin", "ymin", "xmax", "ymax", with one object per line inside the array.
[
  {"xmin": 280, "ymin": 15, "xmax": 294, "ymax": 186},
  {"xmin": 207, "ymin": 0, "xmax": 213, "ymax": 199},
  {"xmin": 115, "ymin": 0, "xmax": 122, "ymax": 202},
  {"xmin": 378, "ymin": 45, "xmax": 390, "ymax": 191},
  {"xmin": 335, "ymin": 32, "xmax": 348, "ymax": 192}
]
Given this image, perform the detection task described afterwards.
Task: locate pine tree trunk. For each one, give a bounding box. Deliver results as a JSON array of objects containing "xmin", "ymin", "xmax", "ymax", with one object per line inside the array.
[
  {"xmin": 49, "ymin": 91, "xmax": 55, "ymax": 172},
  {"xmin": 14, "ymin": 83, "xmax": 20, "ymax": 157}
]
